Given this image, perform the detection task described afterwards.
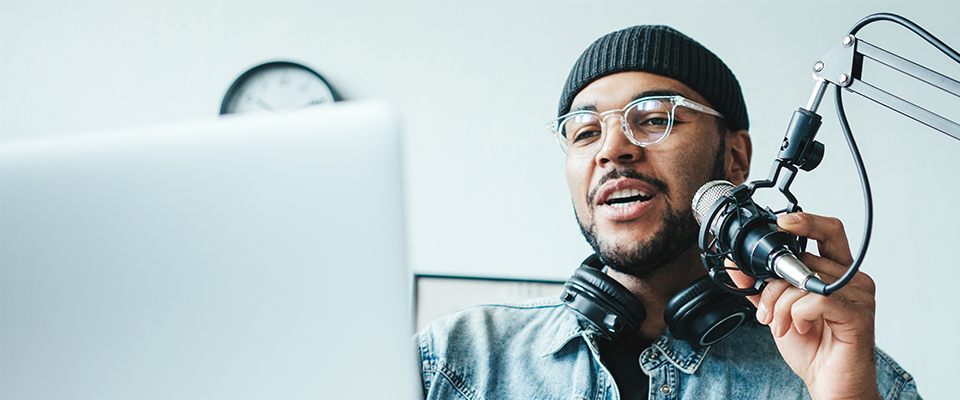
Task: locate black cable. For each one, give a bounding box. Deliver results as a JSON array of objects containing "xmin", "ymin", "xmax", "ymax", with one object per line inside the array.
[
  {"xmin": 824, "ymin": 86, "xmax": 872, "ymax": 295},
  {"xmin": 849, "ymin": 13, "xmax": 960, "ymax": 62},
  {"xmin": 820, "ymin": 12, "xmax": 957, "ymax": 294}
]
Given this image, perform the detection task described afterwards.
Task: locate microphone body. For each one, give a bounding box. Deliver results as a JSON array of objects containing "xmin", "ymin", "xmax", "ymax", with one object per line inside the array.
[{"xmin": 693, "ymin": 180, "xmax": 828, "ymax": 295}]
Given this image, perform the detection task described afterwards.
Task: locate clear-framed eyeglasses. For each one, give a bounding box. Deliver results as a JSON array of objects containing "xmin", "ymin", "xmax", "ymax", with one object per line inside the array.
[{"xmin": 547, "ymin": 95, "xmax": 724, "ymax": 158}]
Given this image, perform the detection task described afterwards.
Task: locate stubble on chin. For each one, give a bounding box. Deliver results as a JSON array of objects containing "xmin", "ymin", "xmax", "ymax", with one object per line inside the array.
[{"xmin": 577, "ymin": 200, "xmax": 699, "ymax": 279}]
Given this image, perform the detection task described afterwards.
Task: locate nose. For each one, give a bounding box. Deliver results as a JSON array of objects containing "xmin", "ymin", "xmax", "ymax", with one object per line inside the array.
[{"xmin": 594, "ymin": 116, "xmax": 643, "ymax": 166}]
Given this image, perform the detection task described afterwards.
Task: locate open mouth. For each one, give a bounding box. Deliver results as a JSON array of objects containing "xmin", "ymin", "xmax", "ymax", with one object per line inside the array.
[{"xmin": 605, "ymin": 189, "xmax": 653, "ymax": 208}]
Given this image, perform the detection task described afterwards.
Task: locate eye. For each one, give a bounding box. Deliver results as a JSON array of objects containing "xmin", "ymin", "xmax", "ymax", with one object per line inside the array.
[
  {"xmin": 573, "ymin": 129, "xmax": 600, "ymax": 143},
  {"xmin": 562, "ymin": 113, "xmax": 602, "ymax": 145},
  {"xmin": 636, "ymin": 116, "xmax": 669, "ymax": 127},
  {"xmin": 629, "ymin": 112, "xmax": 670, "ymax": 128},
  {"xmin": 567, "ymin": 126, "xmax": 601, "ymax": 146},
  {"xmin": 626, "ymin": 100, "xmax": 671, "ymax": 129}
]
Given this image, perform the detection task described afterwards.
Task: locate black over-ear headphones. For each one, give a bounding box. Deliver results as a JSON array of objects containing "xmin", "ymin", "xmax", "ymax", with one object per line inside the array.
[{"xmin": 561, "ymin": 254, "xmax": 755, "ymax": 348}]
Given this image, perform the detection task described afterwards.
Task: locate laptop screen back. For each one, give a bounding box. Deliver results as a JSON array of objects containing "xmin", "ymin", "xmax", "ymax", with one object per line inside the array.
[{"xmin": 1, "ymin": 101, "xmax": 417, "ymax": 399}]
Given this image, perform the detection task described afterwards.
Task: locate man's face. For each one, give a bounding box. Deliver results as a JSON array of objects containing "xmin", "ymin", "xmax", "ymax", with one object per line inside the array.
[{"xmin": 565, "ymin": 72, "xmax": 730, "ymax": 277}]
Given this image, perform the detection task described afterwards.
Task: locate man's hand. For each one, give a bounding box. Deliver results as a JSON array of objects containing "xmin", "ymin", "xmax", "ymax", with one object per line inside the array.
[{"xmin": 727, "ymin": 212, "xmax": 881, "ymax": 400}]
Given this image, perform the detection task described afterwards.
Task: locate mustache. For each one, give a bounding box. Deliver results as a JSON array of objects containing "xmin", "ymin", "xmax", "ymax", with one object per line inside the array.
[{"xmin": 588, "ymin": 168, "xmax": 670, "ymax": 205}]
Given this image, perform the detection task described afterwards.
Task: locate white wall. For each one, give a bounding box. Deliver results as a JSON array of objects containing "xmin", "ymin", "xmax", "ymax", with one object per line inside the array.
[{"xmin": 3, "ymin": 1, "xmax": 958, "ymax": 397}]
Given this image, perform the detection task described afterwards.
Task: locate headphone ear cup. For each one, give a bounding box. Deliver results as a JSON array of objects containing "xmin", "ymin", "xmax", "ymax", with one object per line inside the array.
[
  {"xmin": 664, "ymin": 276, "xmax": 754, "ymax": 348},
  {"xmin": 571, "ymin": 266, "xmax": 648, "ymax": 324},
  {"xmin": 562, "ymin": 263, "xmax": 646, "ymax": 342}
]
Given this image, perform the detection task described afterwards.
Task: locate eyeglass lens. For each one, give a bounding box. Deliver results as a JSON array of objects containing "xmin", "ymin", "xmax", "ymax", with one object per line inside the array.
[{"xmin": 559, "ymin": 98, "xmax": 672, "ymax": 156}]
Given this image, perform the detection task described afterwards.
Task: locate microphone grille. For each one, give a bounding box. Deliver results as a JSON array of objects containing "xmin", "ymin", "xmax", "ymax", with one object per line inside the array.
[{"xmin": 692, "ymin": 180, "xmax": 736, "ymax": 224}]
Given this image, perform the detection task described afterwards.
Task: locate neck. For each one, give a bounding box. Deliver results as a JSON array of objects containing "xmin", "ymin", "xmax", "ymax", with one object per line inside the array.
[{"xmin": 604, "ymin": 245, "xmax": 706, "ymax": 342}]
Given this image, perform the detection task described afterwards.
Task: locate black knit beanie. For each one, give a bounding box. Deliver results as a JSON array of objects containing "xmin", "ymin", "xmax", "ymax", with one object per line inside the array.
[{"xmin": 558, "ymin": 25, "xmax": 748, "ymax": 132}]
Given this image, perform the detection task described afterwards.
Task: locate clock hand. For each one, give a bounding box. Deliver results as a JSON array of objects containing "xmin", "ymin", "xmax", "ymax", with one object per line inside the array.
[
  {"xmin": 278, "ymin": 99, "xmax": 332, "ymax": 114},
  {"xmin": 255, "ymin": 98, "xmax": 276, "ymax": 112}
]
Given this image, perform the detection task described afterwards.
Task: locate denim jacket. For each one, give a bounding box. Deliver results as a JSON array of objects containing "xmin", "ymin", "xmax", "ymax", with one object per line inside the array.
[{"xmin": 417, "ymin": 297, "xmax": 919, "ymax": 400}]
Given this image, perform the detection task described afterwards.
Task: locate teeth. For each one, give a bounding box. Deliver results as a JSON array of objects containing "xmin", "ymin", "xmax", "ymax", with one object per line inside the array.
[
  {"xmin": 610, "ymin": 201, "xmax": 638, "ymax": 209},
  {"xmin": 609, "ymin": 189, "xmax": 645, "ymax": 200},
  {"xmin": 605, "ymin": 188, "xmax": 651, "ymax": 208}
]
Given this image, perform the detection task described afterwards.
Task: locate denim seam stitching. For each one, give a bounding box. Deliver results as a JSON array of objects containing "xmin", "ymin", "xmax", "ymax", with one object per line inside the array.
[
  {"xmin": 651, "ymin": 340, "xmax": 708, "ymax": 374},
  {"xmin": 436, "ymin": 361, "xmax": 482, "ymax": 400},
  {"xmin": 419, "ymin": 333, "xmax": 438, "ymax": 393},
  {"xmin": 876, "ymin": 348, "xmax": 910, "ymax": 399}
]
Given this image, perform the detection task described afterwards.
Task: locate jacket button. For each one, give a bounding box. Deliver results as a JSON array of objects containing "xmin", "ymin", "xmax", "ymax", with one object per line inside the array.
[{"xmin": 659, "ymin": 384, "xmax": 672, "ymax": 395}]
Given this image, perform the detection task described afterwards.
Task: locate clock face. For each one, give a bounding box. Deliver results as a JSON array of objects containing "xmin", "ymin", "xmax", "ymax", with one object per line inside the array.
[{"xmin": 220, "ymin": 62, "xmax": 338, "ymax": 115}]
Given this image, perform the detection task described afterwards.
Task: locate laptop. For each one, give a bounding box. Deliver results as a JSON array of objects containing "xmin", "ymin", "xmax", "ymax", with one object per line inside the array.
[{"xmin": 1, "ymin": 101, "xmax": 418, "ymax": 399}]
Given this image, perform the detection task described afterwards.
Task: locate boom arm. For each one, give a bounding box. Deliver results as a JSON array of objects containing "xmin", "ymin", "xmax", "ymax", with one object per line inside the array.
[{"xmin": 814, "ymin": 33, "xmax": 960, "ymax": 139}]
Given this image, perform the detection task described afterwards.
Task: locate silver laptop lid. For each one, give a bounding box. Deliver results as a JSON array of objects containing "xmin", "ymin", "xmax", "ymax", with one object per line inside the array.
[{"xmin": 1, "ymin": 100, "xmax": 416, "ymax": 399}]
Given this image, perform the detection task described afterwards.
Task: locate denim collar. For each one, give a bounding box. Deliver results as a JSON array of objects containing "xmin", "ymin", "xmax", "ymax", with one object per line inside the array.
[
  {"xmin": 539, "ymin": 315, "xmax": 709, "ymax": 375},
  {"xmin": 646, "ymin": 332, "xmax": 709, "ymax": 374},
  {"xmin": 539, "ymin": 318, "xmax": 588, "ymax": 357}
]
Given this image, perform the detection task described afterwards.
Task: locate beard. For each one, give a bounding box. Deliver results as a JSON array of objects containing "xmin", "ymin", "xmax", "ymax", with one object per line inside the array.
[
  {"xmin": 577, "ymin": 132, "xmax": 728, "ymax": 278},
  {"xmin": 579, "ymin": 198, "xmax": 700, "ymax": 278}
]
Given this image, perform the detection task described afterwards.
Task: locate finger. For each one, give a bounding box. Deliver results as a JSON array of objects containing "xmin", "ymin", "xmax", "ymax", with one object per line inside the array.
[
  {"xmin": 755, "ymin": 279, "xmax": 791, "ymax": 326},
  {"xmin": 778, "ymin": 213, "xmax": 854, "ymax": 266},
  {"xmin": 796, "ymin": 252, "xmax": 845, "ymax": 282},
  {"xmin": 727, "ymin": 258, "xmax": 825, "ymax": 327},
  {"xmin": 797, "ymin": 252, "xmax": 876, "ymax": 296},
  {"xmin": 790, "ymin": 287, "xmax": 876, "ymax": 339},
  {"xmin": 789, "ymin": 292, "xmax": 830, "ymax": 337},
  {"xmin": 772, "ymin": 287, "xmax": 809, "ymax": 337}
]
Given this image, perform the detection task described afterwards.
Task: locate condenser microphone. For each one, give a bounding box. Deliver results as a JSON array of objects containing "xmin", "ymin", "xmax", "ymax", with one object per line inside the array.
[{"xmin": 692, "ymin": 180, "xmax": 828, "ymax": 295}]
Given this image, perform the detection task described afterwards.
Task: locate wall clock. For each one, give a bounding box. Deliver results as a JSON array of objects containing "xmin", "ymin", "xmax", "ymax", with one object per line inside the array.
[{"xmin": 220, "ymin": 61, "xmax": 339, "ymax": 115}]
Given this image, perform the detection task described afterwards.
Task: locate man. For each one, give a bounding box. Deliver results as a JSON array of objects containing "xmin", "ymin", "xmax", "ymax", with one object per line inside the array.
[{"xmin": 416, "ymin": 25, "xmax": 918, "ymax": 399}]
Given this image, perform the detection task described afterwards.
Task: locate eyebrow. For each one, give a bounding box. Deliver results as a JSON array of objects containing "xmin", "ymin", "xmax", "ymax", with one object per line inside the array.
[{"xmin": 570, "ymin": 89, "xmax": 684, "ymax": 113}]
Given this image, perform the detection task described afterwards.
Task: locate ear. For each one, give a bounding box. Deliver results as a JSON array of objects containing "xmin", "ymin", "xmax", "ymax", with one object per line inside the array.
[{"xmin": 724, "ymin": 129, "xmax": 752, "ymax": 185}]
